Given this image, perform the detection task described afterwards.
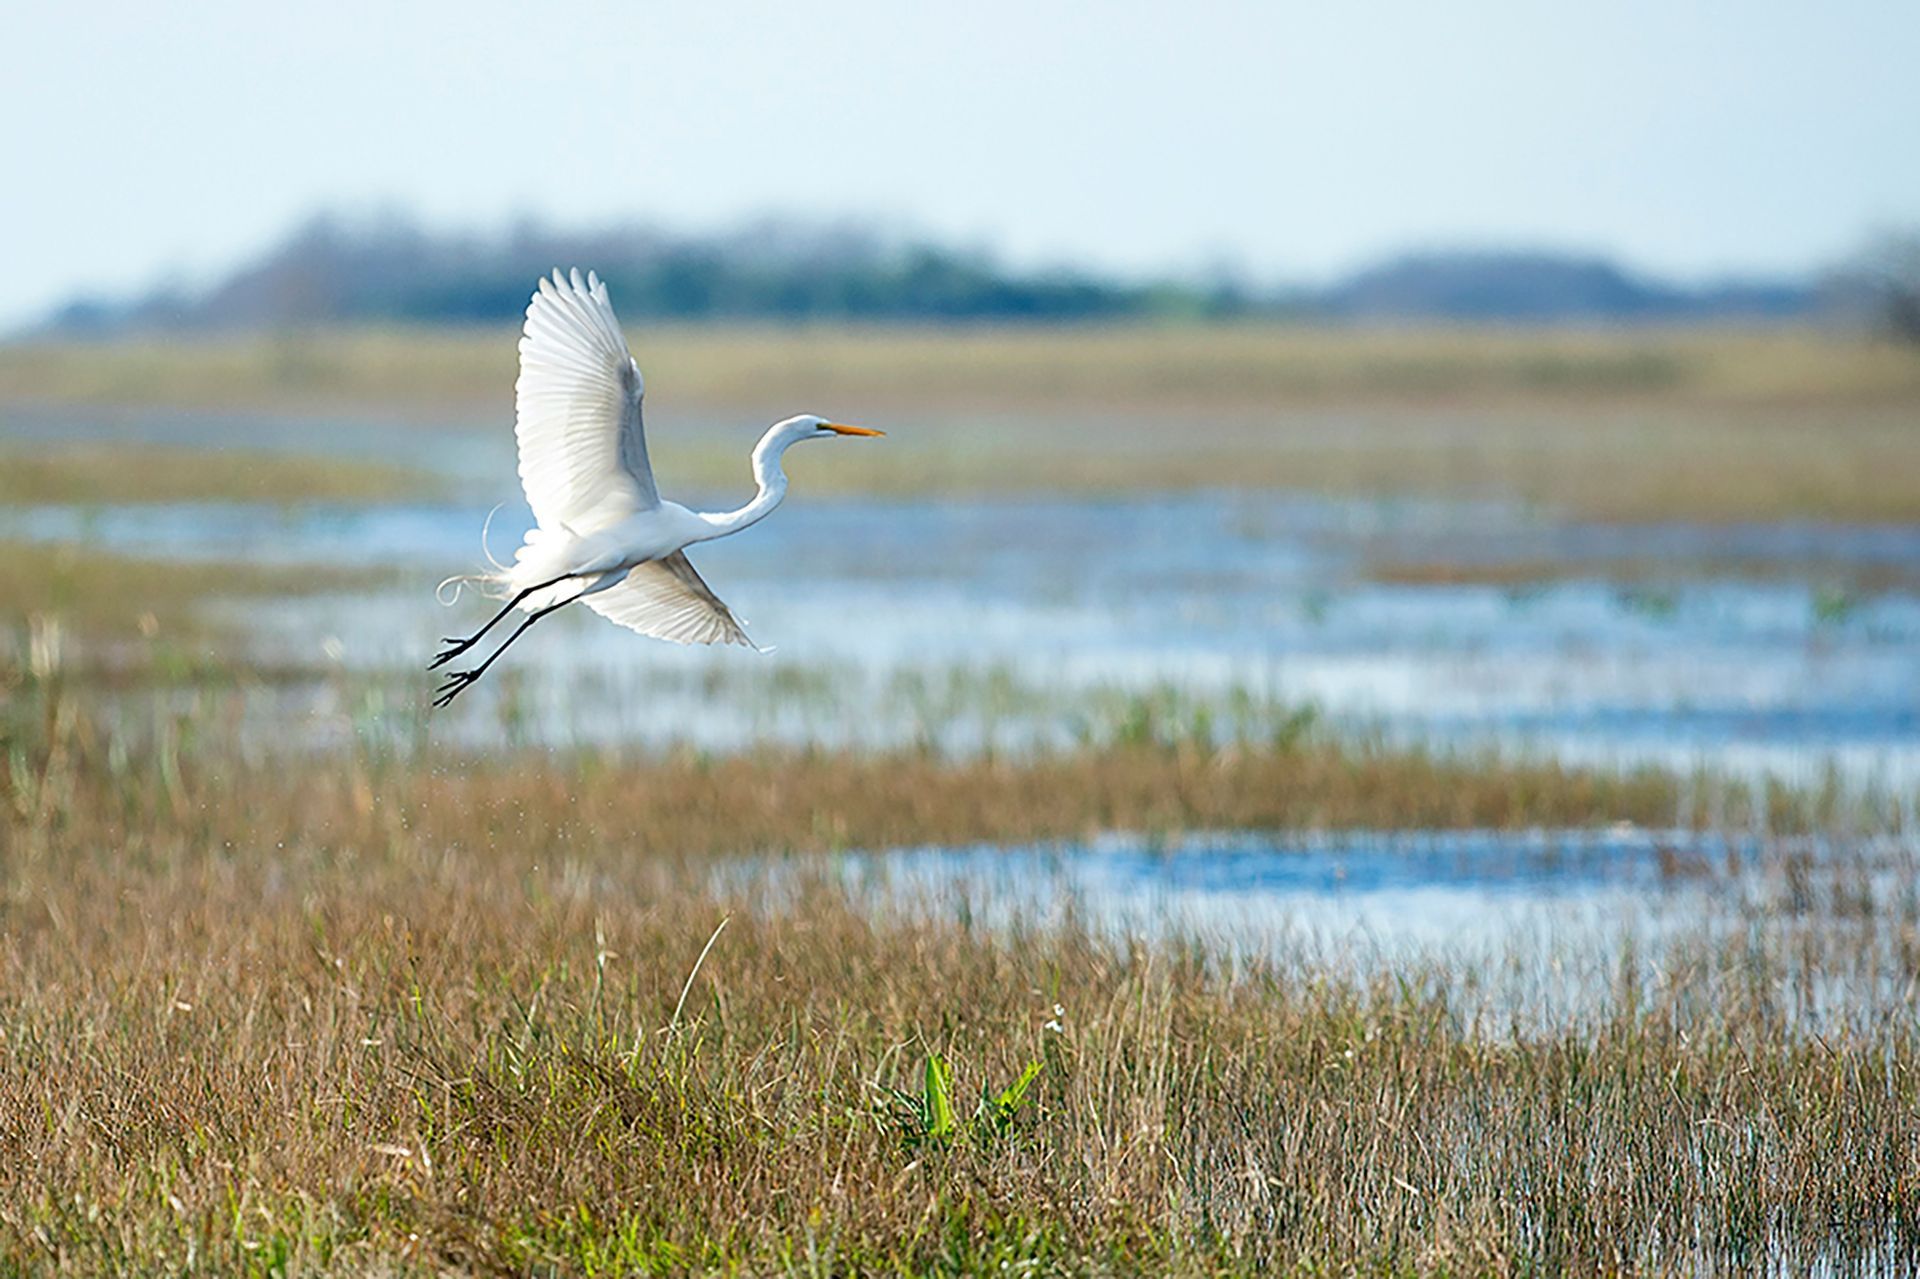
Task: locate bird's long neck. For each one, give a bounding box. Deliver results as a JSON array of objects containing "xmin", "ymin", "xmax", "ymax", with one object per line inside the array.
[{"xmin": 695, "ymin": 425, "xmax": 792, "ymax": 539}]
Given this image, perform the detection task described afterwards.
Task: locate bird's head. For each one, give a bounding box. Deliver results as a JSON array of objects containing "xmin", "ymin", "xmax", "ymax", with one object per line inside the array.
[
  {"xmin": 750, "ymin": 414, "xmax": 885, "ymax": 476},
  {"xmin": 776, "ymin": 414, "xmax": 885, "ymax": 445}
]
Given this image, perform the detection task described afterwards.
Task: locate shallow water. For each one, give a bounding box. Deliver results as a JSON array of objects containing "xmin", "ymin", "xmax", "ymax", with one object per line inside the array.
[
  {"xmin": 7, "ymin": 406, "xmax": 1920, "ymax": 786},
  {"xmin": 729, "ymin": 826, "xmax": 1918, "ymax": 1032}
]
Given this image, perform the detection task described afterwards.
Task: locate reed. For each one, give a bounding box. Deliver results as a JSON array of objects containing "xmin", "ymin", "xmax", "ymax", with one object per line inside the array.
[{"xmin": 2, "ymin": 718, "xmax": 1915, "ymax": 1274}]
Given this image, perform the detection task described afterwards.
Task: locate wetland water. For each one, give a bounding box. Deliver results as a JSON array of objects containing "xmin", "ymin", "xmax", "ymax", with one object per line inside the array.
[
  {"xmin": 9, "ymin": 406, "xmax": 1918, "ymax": 999},
  {"xmin": 12, "ymin": 481, "xmax": 1920, "ymax": 789},
  {"xmin": 726, "ymin": 825, "xmax": 1920, "ymax": 1033}
]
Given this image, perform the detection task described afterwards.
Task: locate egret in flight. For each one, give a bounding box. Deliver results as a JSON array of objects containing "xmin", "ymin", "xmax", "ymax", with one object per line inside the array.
[{"xmin": 431, "ymin": 268, "xmax": 882, "ymax": 707}]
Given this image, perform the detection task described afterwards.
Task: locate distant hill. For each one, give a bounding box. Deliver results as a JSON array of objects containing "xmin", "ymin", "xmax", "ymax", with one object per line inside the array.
[
  {"xmin": 37, "ymin": 214, "xmax": 1817, "ymax": 334},
  {"xmin": 1328, "ymin": 250, "xmax": 1811, "ymax": 323}
]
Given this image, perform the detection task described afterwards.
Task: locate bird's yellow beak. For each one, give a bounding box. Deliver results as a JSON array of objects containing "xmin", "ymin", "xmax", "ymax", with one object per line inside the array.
[{"xmin": 823, "ymin": 422, "xmax": 885, "ymax": 437}]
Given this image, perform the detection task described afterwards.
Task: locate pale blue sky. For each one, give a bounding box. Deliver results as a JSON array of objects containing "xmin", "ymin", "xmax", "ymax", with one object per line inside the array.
[{"xmin": 5, "ymin": 0, "xmax": 1917, "ymax": 325}]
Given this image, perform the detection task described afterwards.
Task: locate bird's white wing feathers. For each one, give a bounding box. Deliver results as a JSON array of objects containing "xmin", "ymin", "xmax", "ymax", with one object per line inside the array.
[
  {"xmin": 518, "ymin": 272, "xmax": 753, "ymax": 650},
  {"xmin": 583, "ymin": 551, "xmax": 755, "ymax": 647},
  {"xmin": 515, "ymin": 268, "xmax": 658, "ymax": 531}
]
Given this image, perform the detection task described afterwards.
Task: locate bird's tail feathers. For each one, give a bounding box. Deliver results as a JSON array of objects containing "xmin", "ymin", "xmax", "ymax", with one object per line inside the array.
[
  {"xmin": 480, "ymin": 502, "xmax": 511, "ymax": 573},
  {"xmin": 435, "ymin": 571, "xmax": 510, "ymax": 606},
  {"xmin": 435, "ymin": 503, "xmax": 517, "ymax": 605},
  {"xmin": 505, "ymin": 527, "xmax": 587, "ymax": 610}
]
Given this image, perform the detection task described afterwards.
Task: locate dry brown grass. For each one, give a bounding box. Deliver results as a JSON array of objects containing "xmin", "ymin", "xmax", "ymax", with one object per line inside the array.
[
  {"xmin": 8, "ymin": 325, "xmax": 1920, "ymax": 522},
  {"xmin": 3, "ymin": 714, "xmax": 1918, "ymax": 1274},
  {"xmin": 0, "ymin": 443, "xmax": 431, "ymax": 506},
  {"xmin": 0, "ymin": 676, "xmax": 1702, "ymax": 854},
  {"xmin": 12, "ymin": 632, "xmax": 1884, "ymax": 850},
  {"xmin": 0, "ymin": 541, "xmax": 378, "ymax": 644},
  {"xmin": 650, "ymin": 397, "xmax": 1920, "ymax": 525},
  {"xmin": 1368, "ymin": 554, "xmax": 1920, "ymax": 594},
  {"xmin": 6, "ymin": 324, "xmax": 1919, "ymax": 416}
]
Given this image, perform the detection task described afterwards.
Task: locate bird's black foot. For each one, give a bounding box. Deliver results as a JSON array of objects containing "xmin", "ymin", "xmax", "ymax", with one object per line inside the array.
[
  {"xmin": 429, "ymin": 635, "xmax": 481, "ymax": 670},
  {"xmin": 432, "ymin": 668, "xmax": 483, "ymax": 708}
]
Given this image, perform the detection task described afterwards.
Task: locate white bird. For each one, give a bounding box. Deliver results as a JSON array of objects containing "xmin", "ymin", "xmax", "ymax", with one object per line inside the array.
[{"xmin": 431, "ymin": 268, "xmax": 882, "ymax": 707}]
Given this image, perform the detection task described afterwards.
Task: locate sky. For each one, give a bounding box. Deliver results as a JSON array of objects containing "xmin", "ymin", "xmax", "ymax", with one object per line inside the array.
[{"xmin": 5, "ymin": 0, "xmax": 1918, "ymax": 325}]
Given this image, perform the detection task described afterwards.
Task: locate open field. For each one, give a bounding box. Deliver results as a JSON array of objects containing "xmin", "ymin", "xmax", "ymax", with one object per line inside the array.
[
  {"xmin": 6, "ymin": 324, "xmax": 1920, "ymax": 521},
  {"xmin": 0, "ymin": 443, "xmax": 431, "ymax": 507},
  {"xmin": 4, "ymin": 694, "xmax": 1919, "ymax": 1275},
  {"xmin": 10, "ymin": 324, "xmax": 1920, "ymax": 414}
]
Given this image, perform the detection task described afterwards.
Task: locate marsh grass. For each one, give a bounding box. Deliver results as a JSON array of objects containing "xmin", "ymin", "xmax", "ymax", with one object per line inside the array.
[
  {"xmin": 0, "ymin": 443, "xmax": 433, "ymax": 506},
  {"xmin": 6, "ymin": 530, "xmax": 1892, "ymax": 843},
  {"xmin": 0, "ymin": 541, "xmax": 379, "ymax": 643},
  {"xmin": 5, "ymin": 321, "xmax": 1920, "ymax": 1268},
  {"xmin": 1368, "ymin": 554, "xmax": 1920, "ymax": 596},
  {"xmin": 0, "ymin": 686, "xmax": 1688, "ymax": 854},
  {"xmin": 9, "ymin": 326, "xmax": 1920, "ymax": 522},
  {"xmin": 7, "ymin": 325, "xmax": 1919, "ymax": 414},
  {"xmin": 4, "ymin": 702, "xmax": 1920, "ymax": 1275}
]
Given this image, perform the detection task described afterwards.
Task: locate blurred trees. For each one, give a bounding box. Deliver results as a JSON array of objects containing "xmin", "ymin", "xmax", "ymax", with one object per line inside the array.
[
  {"xmin": 1824, "ymin": 229, "xmax": 1920, "ymax": 345},
  {"xmin": 38, "ymin": 210, "xmax": 1864, "ymax": 335},
  {"xmin": 48, "ymin": 212, "xmax": 1246, "ymax": 333}
]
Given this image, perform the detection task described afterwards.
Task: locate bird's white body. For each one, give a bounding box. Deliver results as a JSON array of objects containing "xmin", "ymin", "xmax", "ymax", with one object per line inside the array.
[
  {"xmin": 432, "ymin": 269, "xmax": 880, "ymax": 703},
  {"xmin": 507, "ymin": 501, "xmax": 711, "ymax": 606}
]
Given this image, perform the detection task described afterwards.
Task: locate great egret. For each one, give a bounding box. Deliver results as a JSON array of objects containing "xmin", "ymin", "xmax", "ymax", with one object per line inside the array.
[{"xmin": 431, "ymin": 268, "xmax": 882, "ymax": 707}]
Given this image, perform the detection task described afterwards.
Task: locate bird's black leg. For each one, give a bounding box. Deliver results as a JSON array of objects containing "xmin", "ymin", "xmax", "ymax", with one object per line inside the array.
[
  {"xmin": 431, "ymin": 601, "xmax": 567, "ymax": 709},
  {"xmin": 431, "ymin": 572, "xmax": 580, "ymax": 670}
]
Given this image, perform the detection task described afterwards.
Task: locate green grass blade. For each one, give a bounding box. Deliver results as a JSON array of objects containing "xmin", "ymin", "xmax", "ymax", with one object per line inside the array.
[{"xmin": 924, "ymin": 1055, "xmax": 954, "ymax": 1142}]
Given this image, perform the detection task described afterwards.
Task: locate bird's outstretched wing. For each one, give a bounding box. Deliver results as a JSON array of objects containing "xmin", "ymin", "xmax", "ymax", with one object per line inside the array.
[
  {"xmin": 515, "ymin": 268, "xmax": 658, "ymax": 531},
  {"xmin": 583, "ymin": 551, "xmax": 756, "ymax": 647}
]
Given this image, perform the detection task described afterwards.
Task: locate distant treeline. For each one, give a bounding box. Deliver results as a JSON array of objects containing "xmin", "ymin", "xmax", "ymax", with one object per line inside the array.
[{"xmin": 43, "ymin": 212, "xmax": 1839, "ymax": 334}]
